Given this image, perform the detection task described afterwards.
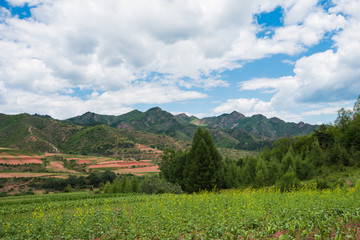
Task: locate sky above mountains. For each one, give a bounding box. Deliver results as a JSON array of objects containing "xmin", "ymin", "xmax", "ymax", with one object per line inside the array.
[{"xmin": 0, "ymin": 0, "xmax": 359, "ymax": 124}]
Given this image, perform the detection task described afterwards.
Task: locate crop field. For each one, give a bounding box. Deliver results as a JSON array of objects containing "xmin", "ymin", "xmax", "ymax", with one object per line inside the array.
[{"xmin": 1, "ymin": 184, "xmax": 360, "ymax": 239}]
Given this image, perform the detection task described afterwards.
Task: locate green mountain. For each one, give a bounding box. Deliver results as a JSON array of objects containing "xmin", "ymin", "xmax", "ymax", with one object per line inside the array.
[
  {"xmin": 0, "ymin": 113, "xmax": 80, "ymax": 153},
  {"xmin": 0, "ymin": 107, "xmax": 318, "ymax": 154},
  {"xmin": 192, "ymin": 111, "xmax": 316, "ymax": 139},
  {"xmin": 67, "ymin": 107, "xmax": 197, "ymax": 141},
  {"xmin": 0, "ymin": 113, "xmax": 186, "ymax": 155},
  {"xmin": 67, "ymin": 107, "xmax": 317, "ymax": 151}
]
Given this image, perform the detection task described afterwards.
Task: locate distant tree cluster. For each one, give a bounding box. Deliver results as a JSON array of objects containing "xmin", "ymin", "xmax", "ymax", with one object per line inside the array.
[
  {"xmin": 103, "ymin": 175, "xmax": 182, "ymax": 194},
  {"xmin": 29, "ymin": 169, "xmax": 181, "ymax": 194}
]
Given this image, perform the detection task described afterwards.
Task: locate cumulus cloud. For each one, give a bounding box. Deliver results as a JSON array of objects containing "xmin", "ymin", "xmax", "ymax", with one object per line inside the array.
[
  {"xmin": 212, "ymin": 0, "xmax": 358, "ymax": 123},
  {"xmin": 0, "ymin": 0, "xmax": 357, "ymax": 121},
  {"xmin": 214, "ymin": 98, "xmax": 273, "ymax": 115},
  {"xmin": 0, "ymin": 7, "xmax": 11, "ymax": 21}
]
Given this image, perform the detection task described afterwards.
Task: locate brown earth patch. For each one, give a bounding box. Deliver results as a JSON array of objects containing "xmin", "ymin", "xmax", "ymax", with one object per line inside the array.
[
  {"xmin": 46, "ymin": 161, "xmax": 78, "ymax": 173},
  {"xmin": 137, "ymin": 144, "xmax": 162, "ymax": 154},
  {"xmin": 44, "ymin": 153, "xmax": 56, "ymax": 156},
  {"xmin": 0, "ymin": 172, "xmax": 68, "ymax": 178},
  {"xmin": 0, "ymin": 154, "xmax": 42, "ymax": 165},
  {"xmin": 116, "ymin": 165, "xmax": 160, "ymax": 174},
  {"xmin": 89, "ymin": 161, "xmax": 152, "ymax": 169},
  {"xmin": 77, "ymin": 159, "xmax": 94, "ymax": 164}
]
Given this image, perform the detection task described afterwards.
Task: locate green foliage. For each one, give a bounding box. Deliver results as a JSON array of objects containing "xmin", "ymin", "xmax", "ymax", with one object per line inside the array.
[
  {"xmin": 279, "ymin": 166, "xmax": 300, "ymax": 192},
  {"xmin": 63, "ymin": 184, "xmax": 73, "ymax": 192},
  {"xmin": 160, "ymin": 127, "xmax": 223, "ymax": 192},
  {"xmin": 159, "ymin": 148, "xmax": 187, "ymax": 186},
  {"xmin": 221, "ymin": 157, "xmax": 241, "ymax": 188},
  {"xmin": 335, "ymin": 108, "xmax": 353, "ymax": 130},
  {"xmin": 139, "ymin": 176, "xmax": 182, "ymax": 194},
  {"xmin": 254, "ymin": 157, "xmax": 269, "ymax": 188}
]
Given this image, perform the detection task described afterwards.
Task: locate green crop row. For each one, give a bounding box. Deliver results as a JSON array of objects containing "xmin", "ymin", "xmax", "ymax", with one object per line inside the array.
[{"xmin": 1, "ymin": 184, "xmax": 360, "ymax": 239}]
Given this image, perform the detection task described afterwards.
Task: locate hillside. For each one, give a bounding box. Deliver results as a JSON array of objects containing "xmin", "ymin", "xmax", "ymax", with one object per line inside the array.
[
  {"xmin": 67, "ymin": 107, "xmax": 197, "ymax": 141},
  {"xmin": 67, "ymin": 107, "xmax": 318, "ymax": 151},
  {"xmin": 0, "ymin": 113, "xmax": 185, "ymax": 156},
  {"xmin": 0, "ymin": 113, "xmax": 81, "ymax": 153},
  {"xmin": 0, "ymin": 107, "xmax": 318, "ymax": 154},
  {"xmin": 179, "ymin": 111, "xmax": 316, "ymax": 139}
]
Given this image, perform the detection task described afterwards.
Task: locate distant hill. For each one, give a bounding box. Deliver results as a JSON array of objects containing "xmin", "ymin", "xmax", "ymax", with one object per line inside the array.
[
  {"xmin": 66, "ymin": 107, "xmax": 197, "ymax": 141},
  {"xmin": 0, "ymin": 113, "xmax": 80, "ymax": 153},
  {"xmin": 178, "ymin": 111, "xmax": 315, "ymax": 138},
  {"xmin": 0, "ymin": 113, "xmax": 186, "ymax": 155},
  {"xmin": 66, "ymin": 107, "xmax": 318, "ymax": 151},
  {"xmin": 0, "ymin": 108, "xmax": 318, "ymax": 154}
]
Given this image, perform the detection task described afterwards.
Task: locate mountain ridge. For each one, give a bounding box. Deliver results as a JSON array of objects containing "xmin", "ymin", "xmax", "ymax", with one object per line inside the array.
[
  {"xmin": 66, "ymin": 107, "xmax": 318, "ymax": 150},
  {"xmin": 0, "ymin": 107, "xmax": 318, "ymax": 154}
]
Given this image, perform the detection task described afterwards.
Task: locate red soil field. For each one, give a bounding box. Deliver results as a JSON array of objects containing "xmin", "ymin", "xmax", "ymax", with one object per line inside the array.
[
  {"xmin": 77, "ymin": 159, "xmax": 94, "ymax": 164},
  {"xmin": 66, "ymin": 158, "xmax": 95, "ymax": 164},
  {"xmin": 116, "ymin": 165, "xmax": 160, "ymax": 174},
  {"xmin": 47, "ymin": 162, "xmax": 78, "ymax": 173},
  {"xmin": 0, "ymin": 173, "xmax": 67, "ymax": 178},
  {"xmin": 137, "ymin": 144, "xmax": 162, "ymax": 154},
  {"xmin": 0, "ymin": 154, "xmax": 42, "ymax": 165},
  {"xmin": 88, "ymin": 161, "xmax": 152, "ymax": 169},
  {"xmin": 44, "ymin": 153, "xmax": 56, "ymax": 156}
]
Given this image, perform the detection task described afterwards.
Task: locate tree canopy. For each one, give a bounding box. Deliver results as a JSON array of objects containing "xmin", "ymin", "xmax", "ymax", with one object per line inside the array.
[{"xmin": 160, "ymin": 127, "xmax": 223, "ymax": 192}]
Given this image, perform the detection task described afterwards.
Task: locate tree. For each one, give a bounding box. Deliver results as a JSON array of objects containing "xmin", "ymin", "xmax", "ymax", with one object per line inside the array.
[
  {"xmin": 222, "ymin": 157, "xmax": 241, "ymax": 189},
  {"xmin": 308, "ymin": 139, "xmax": 326, "ymax": 167},
  {"xmin": 254, "ymin": 157, "xmax": 268, "ymax": 188},
  {"xmin": 103, "ymin": 181, "xmax": 112, "ymax": 193},
  {"xmin": 267, "ymin": 156, "xmax": 281, "ymax": 185},
  {"xmin": 160, "ymin": 127, "xmax": 223, "ymax": 193},
  {"xmin": 353, "ymin": 95, "xmax": 360, "ymax": 118},
  {"xmin": 281, "ymin": 150, "xmax": 295, "ymax": 174},
  {"xmin": 279, "ymin": 166, "xmax": 299, "ymax": 192},
  {"xmin": 159, "ymin": 148, "xmax": 187, "ymax": 186},
  {"xmin": 335, "ymin": 108, "xmax": 352, "ymax": 130},
  {"xmin": 183, "ymin": 128, "xmax": 223, "ymax": 192},
  {"xmin": 241, "ymin": 156, "xmax": 257, "ymax": 185}
]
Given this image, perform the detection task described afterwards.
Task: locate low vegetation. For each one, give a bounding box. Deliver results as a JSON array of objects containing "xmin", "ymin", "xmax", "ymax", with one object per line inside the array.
[{"xmin": 1, "ymin": 184, "xmax": 360, "ymax": 239}]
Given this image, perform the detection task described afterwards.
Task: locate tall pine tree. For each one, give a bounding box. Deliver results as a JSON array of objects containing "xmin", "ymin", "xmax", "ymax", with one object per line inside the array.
[
  {"xmin": 160, "ymin": 127, "xmax": 223, "ymax": 193},
  {"xmin": 184, "ymin": 128, "xmax": 223, "ymax": 192}
]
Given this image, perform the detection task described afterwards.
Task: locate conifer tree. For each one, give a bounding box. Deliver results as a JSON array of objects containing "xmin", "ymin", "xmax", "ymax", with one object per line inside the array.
[
  {"xmin": 103, "ymin": 181, "xmax": 112, "ymax": 193},
  {"xmin": 183, "ymin": 127, "xmax": 222, "ymax": 192},
  {"xmin": 254, "ymin": 157, "xmax": 268, "ymax": 188}
]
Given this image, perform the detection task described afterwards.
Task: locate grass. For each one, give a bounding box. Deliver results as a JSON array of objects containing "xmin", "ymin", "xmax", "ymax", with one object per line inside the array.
[
  {"xmin": 1, "ymin": 184, "xmax": 360, "ymax": 239},
  {"xmin": 218, "ymin": 148, "xmax": 256, "ymax": 160}
]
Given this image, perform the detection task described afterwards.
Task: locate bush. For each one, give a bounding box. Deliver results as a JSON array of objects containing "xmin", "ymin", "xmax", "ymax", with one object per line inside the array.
[
  {"xmin": 63, "ymin": 184, "xmax": 73, "ymax": 192},
  {"xmin": 140, "ymin": 176, "xmax": 182, "ymax": 194},
  {"xmin": 0, "ymin": 192, "xmax": 7, "ymax": 197}
]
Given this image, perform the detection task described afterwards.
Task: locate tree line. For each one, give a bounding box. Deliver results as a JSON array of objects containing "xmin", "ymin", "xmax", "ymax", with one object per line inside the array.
[{"xmin": 160, "ymin": 96, "xmax": 360, "ymax": 192}]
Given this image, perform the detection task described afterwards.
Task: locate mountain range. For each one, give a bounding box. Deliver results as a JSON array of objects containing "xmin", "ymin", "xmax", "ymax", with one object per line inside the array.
[{"xmin": 0, "ymin": 107, "xmax": 318, "ymax": 155}]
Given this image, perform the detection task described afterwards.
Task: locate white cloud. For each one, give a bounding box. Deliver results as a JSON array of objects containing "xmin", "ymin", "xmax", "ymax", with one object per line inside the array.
[
  {"xmin": 6, "ymin": 0, "xmax": 53, "ymax": 7},
  {"xmin": 214, "ymin": 98, "xmax": 273, "ymax": 116},
  {"xmin": 0, "ymin": 0, "xmax": 358, "ymax": 121},
  {"xmin": 208, "ymin": 0, "xmax": 360, "ymax": 124},
  {"xmin": 0, "ymin": 81, "xmax": 207, "ymax": 119},
  {"xmin": 0, "ymin": 7, "xmax": 11, "ymax": 21}
]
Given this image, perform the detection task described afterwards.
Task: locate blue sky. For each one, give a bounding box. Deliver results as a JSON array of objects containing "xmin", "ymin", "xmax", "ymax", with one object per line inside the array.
[{"xmin": 0, "ymin": 0, "xmax": 359, "ymax": 124}]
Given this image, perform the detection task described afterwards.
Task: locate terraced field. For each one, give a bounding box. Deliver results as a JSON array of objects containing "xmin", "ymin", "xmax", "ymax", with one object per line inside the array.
[{"xmin": 0, "ymin": 145, "xmax": 161, "ymax": 193}]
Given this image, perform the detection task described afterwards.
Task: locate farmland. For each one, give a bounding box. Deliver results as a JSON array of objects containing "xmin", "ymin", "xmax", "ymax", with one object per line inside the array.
[
  {"xmin": 1, "ymin": 184, "xmax": 360, "ymax": 239},
  {"xmin": 0, "ymin": 146, "xmax": 162, "ymax": 193}
]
